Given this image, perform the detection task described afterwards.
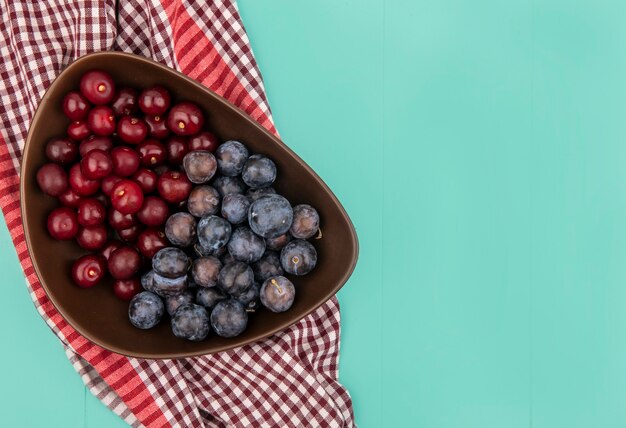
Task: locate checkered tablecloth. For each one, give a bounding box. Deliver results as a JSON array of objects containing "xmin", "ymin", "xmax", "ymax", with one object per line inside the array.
[{"xmin": 0, "ymin": 1, "xmax": 354, "ymax": 426}]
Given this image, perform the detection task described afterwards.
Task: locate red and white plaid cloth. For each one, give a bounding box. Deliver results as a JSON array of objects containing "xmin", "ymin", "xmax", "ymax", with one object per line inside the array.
[{"xmin": 0, "ymin": 1, "xmax": 355, "ymax": 427}]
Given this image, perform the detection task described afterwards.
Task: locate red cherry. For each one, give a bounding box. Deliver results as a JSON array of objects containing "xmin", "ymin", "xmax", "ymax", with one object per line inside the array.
[
  {"xmin": 101, "ymin": 174, "xmax": 123, "ymax": 196},
  {"xmin": 45, "ymin": 137, "xmax": 78, "ymax": 165},
  {"xmin": 157, "ymin": 170, "xmax": 192, "ymax": 203},
  {"xmin": 136, "ymin": 228, "xmax": 168, "ymax": 258},
  {"xmin": 80, "ymin": 70, "xmax": 115, "ymax": 105},
  {"xmin": 145, "ymin": 115, "xmax": 170, "ymax": 139},
  {"xmin": 117, "ymin": 116, "xmax": 148, "ymax": 144},
  {"xmin": 67, "ymin": 121, "xmax": 90, "ymax": 141},
  {"xmin": 108, "ymin": 246, "xmax": 141, "ymax": 279},
  {"xmin": 110, "ymin": 179, "xmax": 144, "ymax": 214},
  {"xmin": 99, "ymin": 239, "xmax": 124, "ymax": 261},
  {"xmin": 165, "ymin": 136, "xmax": 189, "ymax": 165},
  {"xmin": 37, "ymin": 163, "xmax": 68, "ymax": 196},
  {"xmin": 137, "ymin": 139, "xmax": 166, "ymax": 167},
  {"xmin": 69, "ymin": 163, "xmax": 100, "ymax": 196},
  {"xmin": 71, "ymin": 254, "xmax": 106, "ymax": 288},
  {"xmin": 87, "ymin": 105, "xmax": 116, "ymax": 136},
  {"xmin": 113, "ymin": 277, "xmax": 142, "ymax": 300},
  {"xmin": 62, "ymin": 91, "xmax": 90, "ymax": 121},
  {"xmin": 108, "ymin": 208, "xmax": 137, "ymax": 230},
  {"xmin": 131, "ymin": 168, "xmax": 158, "ymax": 193},
  {"xmin": 110, "ymin": 146, "xmax": 140, "ymax": 176},
  {"xmin": 139, "ymin": 86, "xmax": 171, "ymax": 116},
  {"xmin": 166, "ymin": 102, "xmax": 204, "ymax": 136},
  {"xmin": 189, "ymin": 131, "xmax": 219, "ymax": 152},
  {"xmin": 79, "ymin": 135, "xmax": 113, "ymax": 156},
  {"xmin": 136, "ymin": 196, "xmax": 169, "ymax": 227},
  {"xmin": 117, "ymin": 225, "xmax": 143, "ymax": 242},
  {"xmin": 76, "ymin": 224, "xmax": 108, "ymax": 250},
  {"xmin": 58, "ymin": 188, "xmax": 82, "ymax": 208},
  {"xmin": 77, "ymin": 198, "xmax": 106, "ymax": 226},
  {"xmin": 93, "ymin": 192, "xmax": 110, "ymax": 208},
  {"xmin": 80, "ymin": 149, "xmax": 113, "ymax": 180},
  {"xmin": 47, "ymin": 207, "xmax": 78, "ymax": 240},
  {"xmin": 111, "ymin": 87, "xmax": 138, "ymax": 116}
]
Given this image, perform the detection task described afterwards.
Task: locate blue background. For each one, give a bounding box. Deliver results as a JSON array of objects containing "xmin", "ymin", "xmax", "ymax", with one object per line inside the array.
[{"xmin": 4, "ymin": 1, "xmax": 626, "ymax": 426}]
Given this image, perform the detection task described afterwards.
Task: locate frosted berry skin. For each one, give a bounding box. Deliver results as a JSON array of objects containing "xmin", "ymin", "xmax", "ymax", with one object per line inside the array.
[
  {"xmin": 212, "ymin": 176, "xmax": 246, "ymax": 197},
  {"xmin": 37, "ymin": 163, "xmax": 68, "ymax": 197},
  {"xmin": 87, "ymin": 105, "xmax": 116, "ymax": 136},
  {"xmin": 76, "ymin": 224, "xmax": 108, "ymax": 250},
  {"xmin": 197, "ymin": 215, "xmax": 231, "ymax": 253},
  {"xmin": 251, "ymin": 251, "xmax": 284, "ymax": 282},
  {"xmin": 171, "ymin": 303, "xmax": 210, "ymax": 341},
  {"xmin": 71, "ymin": 254, "xmax": 107, "ymax": 288},
  {"xmin": 152, "ymin": 247, "xmax": 191, "ymax": 279},
  {"xmin": 187, "ymin": 185, "xmax": 220, "ymax": 218},
  {"xmin": 165, "ymin": 291, "xmax": 194, "ymax": 316},
  {"xmin": 108, "ymin": 245, "xmax": 142, "ymax": 280},
  {"xmin": 215, "ymin": 141, "xmax": 249, "ymax": 177},
  {"xmin": 218, "ymin": 261, "xmax": 253, "ymax": 295},
  {"xmin": 190, "ymin": 256, "xmax": 222, "ymax": 288},
  {"xmin": 227, "ymin": 227, "xmax": 266, "ymax": 263},
  {"xmin": 114, "ymin": 277, "xmax": 142, "ymax": 301},
  {"xmin": 80, "ymin": 149, "xmax": 113, "ymax": 180},
  {"xmin": 182, "ymin": 151, "xmax": 217, "ymax": 184},
  {"xmin": 157, "ymin": 171, "xmax": 192, "ymax": 204},
  {"xmin": 241, "ymin": 154, "xmax": 276, "ymax": 189},
  {"xmin": 69, "ymin": 163, "xmax": 100, "ymax": 196},
  {"xmin": 45, "ymin": 137, "xmax": 78, "ymax": 165},
  {"xmin": 67, "ymin": 121, "xmax": 90, "ymax": 141},
  {"xmin": 47, "ymin": 207, "xmax": 79, "ymax": 240},
  {"xmin": 220, "ymin": 194, "xmax": 250, "ymax": 225},
  {"xmin": 110, "ymin": 179, "xmax": 144, "ymax": 215},
  {"xmin": 246, "ymin": 186, "xmax": 276, "ymax": 202},
  {"xmin": 248, "ymin": 194, "xmax": 293, "ymax": 238},
  {"xmin": 111, "ymin": 87, "xmax": 138, "ymax": 116},
  {"xmin": 62, "ymin": 91, "xmax": 90, "ymax": 121},
  {"xmin": 210, "ymin": 299, "xmax": 248, "ymax": 338},
  {"xmin": 152, "ymin": 273, "xmax": 188, "ymax": 297},
  {"xmin": 166, "ymin": 102, "xmax": 204, "ymax": 136},
  {"xmin": 260, "ymin": 276, "xmax": 295, "ymax": 313},
  {"xmin": 280, "ymin": 239, "xmax": 317, "ymax": 276},
  {"xmin": 117, "ymin": 116, "xmax": 148, "ymax": 144},
  {"xmin": 196, "ymin": 287, "xmax": 226, "ymax": 309},
  {"xmin": 189, "ymin": 131, "xmax": 219, "ymax": 152},
  {"xmin": 80, "ymin": 70, "xmax": 115, "ymax": 105},
  {"xmin": 110, "ymin": 146, "xmax": 140, "ymax": 177},
  {"xmin": 265, "ymin": 233, "xmax": 291, "ymax": 251},
  {"xmin": 139, "ymin": 86, "xmax": 171, "ymax": 116},
  {"xmin": 164, "ymin": 212, "xmax": 197, "ymax": 247},
  {"xmin": 289, "ymin": 204, "xmax": 320, "ymax": 239},
  {"xmin": 129, "ymin": 291, "xmax": 164, "ymax": 329}
]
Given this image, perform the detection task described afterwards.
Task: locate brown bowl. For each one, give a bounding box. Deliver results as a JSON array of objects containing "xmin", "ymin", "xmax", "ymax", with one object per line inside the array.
[{"xmin": 20, "ymin": 52, "xmax": 358, "ymax": 358}]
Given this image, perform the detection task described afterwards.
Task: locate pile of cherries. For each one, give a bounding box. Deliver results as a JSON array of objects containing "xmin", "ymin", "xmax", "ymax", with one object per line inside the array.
[{"xmin": 36, "ymin": 69, "xmax": 321, "ymax": 341}]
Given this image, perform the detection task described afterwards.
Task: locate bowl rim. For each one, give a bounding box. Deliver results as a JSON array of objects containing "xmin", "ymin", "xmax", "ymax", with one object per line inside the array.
[{"xmin": 20, "ymin": 51, "xmax": 359, "ymax": 358}]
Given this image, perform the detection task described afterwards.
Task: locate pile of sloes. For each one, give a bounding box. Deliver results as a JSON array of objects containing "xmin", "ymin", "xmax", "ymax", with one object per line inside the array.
[{"xmin": 129, "ymin": 141, "xmax": 320, "ymax": 341}]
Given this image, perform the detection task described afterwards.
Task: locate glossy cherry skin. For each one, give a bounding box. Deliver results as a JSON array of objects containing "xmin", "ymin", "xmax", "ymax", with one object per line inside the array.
[
  {"xmin": 136, "ymin": 228, "xmax": 168, "ymax": 258},
  {"xmin": 80, "ymin": 149, "xmax": 113, "ymax": 180},
  {"xmin": 110, "ymin": 146, "xmax": 140, "ymax": 176},
  {"xmin": 58, "ymin": 188, "xmax": 82, "ymax": 208},
  {"xmin": 77, "ymin": 198, "xmax": 106, "ymax": 226},
  {"xmin": 67, "ymin": 121, "xmax": 90, "ymax": 141},
  {"xmin": 189, "ymin": 131, "xmax": 219, "ymax": 152},
  {"xmin": 79, "ymin": 135, "xmax": 113, "ymax": 156},
  {"xmin": 157, "ymin": 171, "xmax": 192, "ymax": 203},
  {"xmin": 99, "ymin": 239, "xmax": 124, "ymax": 261},
  {"xmin": 131, "ymin": 168, "xmax": 157, "ymax": 193},
  {"xmin": 108, "ymin": 208, "xmax": 137, "ymax": 230},
  {"xmin": 165, "ymin": 137, "xmax": 189, "ymax": 165},
  {"xmin": 69, "ymin": 164, "xmax": 100, "ymax": 196},
  {"xmin": 117, "ymin": 116, "xmax": 148, "ymax": 144},
  {"xmin": 110, "ymin": 179, "xmax": 144, "ymax": 214},
  {"xmin": 111, "ymin": 87, "xmax": 138, "ymax": 116},
  {"xmin": 80, "ymin": 70, "xmax": 115, "ymax": 105},
  {"xmin": 87, "ymin": 105, "xmax": 116, "ymax": 136},
  {"xmin": 101, "ymin": 174, "xmax": 123, "ymax": 196},
  {"xmin": 46, "ymin": 207, "xmax": 79, "ymax": 240},
  {"xmin": 71, "ymin": 254, "xmax": 107, "ymax": 288},
  {"xmin": 45, "ymin": 137, "xmax": 77, "ymax": 165},
  {"xmin": 145, "ymin": 115, "xmax": 170, "ymax": 139},
  {"xmin": 36, "ymin": 163, "xmax": 68, "ymax": 197},
  {"xmin": 167, "ymin": 102, "xmax": 204, "ymax": 136},
  {"xmin": 117, "ymin": 225, "xmax": 143, "ymax": 242},
  {"xmin": 113, "ymin": 277, "xmax": 142, "ymax": 300},
  {"xmin": 108, "ymin": 246, "xmax": 141, "ymax": 279},
  {"xmin": 136, "ymin": 196, "xmax": 169, "ymax": 227},
  {"xmin": 62, "ymin": 91, "xmax": 90, "ymax": 121},
  {"xmin": 76, "ymin": 224, "xmax": 108, "ymax": 250},
  {"xmin": 139, "ymin": 86, "xmax": 171, "ymax": 115},
  {"xmin": 137, "ymin": 139, "xmax": 166, "ymax": 167}
]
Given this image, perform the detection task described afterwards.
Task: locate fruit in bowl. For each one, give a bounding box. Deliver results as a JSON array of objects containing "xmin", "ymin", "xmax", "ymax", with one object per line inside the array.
[{"xmin": 21, "ymin": 52, "xmax": 357, "ymax": 358}]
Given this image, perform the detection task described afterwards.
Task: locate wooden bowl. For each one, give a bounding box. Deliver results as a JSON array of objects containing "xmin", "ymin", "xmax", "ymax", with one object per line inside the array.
[{"xmin": 20, "ymin": 52, "xmax": 358, "ymax": 358}]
